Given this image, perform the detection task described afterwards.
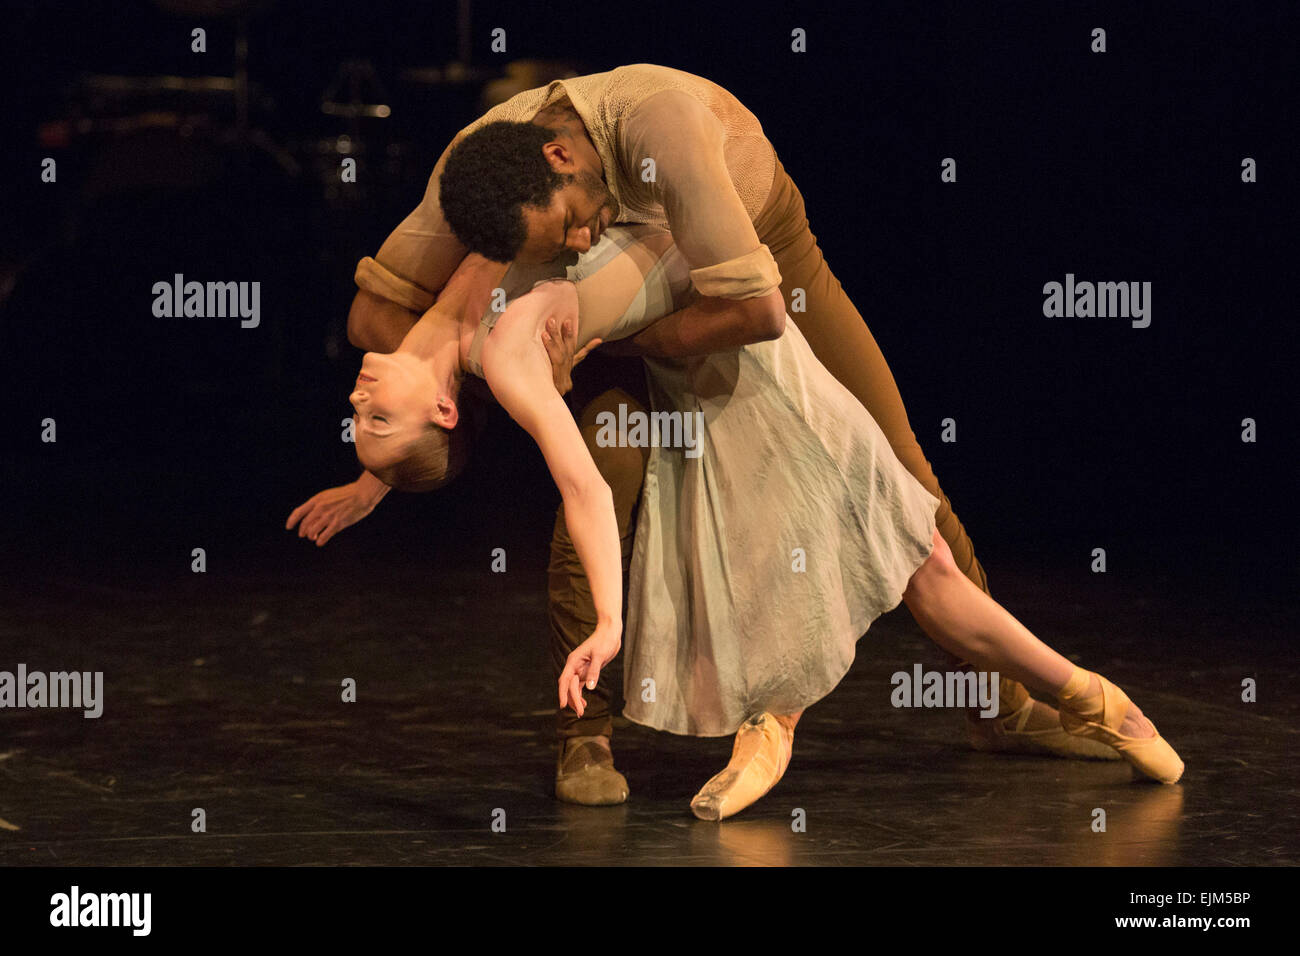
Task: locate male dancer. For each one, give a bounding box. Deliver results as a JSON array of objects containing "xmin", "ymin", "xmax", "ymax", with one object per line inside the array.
[{"xmin": 296, "ymin": 63, "xmax": 1107, "ymax": 806}]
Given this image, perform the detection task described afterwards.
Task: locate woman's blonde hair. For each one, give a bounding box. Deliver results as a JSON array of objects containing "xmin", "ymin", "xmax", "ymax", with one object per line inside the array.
[{"xmin": 362, "ymin": 378, "xmax": 489, "ymax": 493}]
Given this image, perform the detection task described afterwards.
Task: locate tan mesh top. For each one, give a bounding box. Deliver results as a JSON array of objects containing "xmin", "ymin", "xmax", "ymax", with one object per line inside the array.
[{"xmin": 354, "ymin": 63, "xmax": 780, "ymax": 314}]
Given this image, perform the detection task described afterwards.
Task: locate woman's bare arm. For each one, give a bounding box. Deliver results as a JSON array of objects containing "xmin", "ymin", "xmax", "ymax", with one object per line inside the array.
[{"xmin": 481, "ymin": 299, "xmax": 623, "ymax": 641}]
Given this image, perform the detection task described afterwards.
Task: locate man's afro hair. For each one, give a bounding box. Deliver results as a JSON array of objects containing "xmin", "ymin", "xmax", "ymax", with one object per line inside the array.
[{"xmin": 439, "ymin": 121, "xmax": 569, "ymax": 262}]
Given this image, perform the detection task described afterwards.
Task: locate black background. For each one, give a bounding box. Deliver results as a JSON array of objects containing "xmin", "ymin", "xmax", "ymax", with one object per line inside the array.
[{"xmin": 1, "ymin": 0, "xmax": 1294, "ymax": 598}]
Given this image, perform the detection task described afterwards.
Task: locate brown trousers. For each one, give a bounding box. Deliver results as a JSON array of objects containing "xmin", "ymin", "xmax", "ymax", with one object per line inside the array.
[{"xmin": 549, "ymin": 154, "xmax": 1015, "ymax": 739}]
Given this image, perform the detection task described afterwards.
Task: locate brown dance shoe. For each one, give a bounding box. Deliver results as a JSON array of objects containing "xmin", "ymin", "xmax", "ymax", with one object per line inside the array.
[{"xmin": 555, "ymin": 734, "xmax": 629, "ymax": 806}]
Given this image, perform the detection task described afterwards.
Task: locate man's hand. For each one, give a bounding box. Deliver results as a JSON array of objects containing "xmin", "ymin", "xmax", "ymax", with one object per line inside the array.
[
  {"xmin": 285, "ymin": 473, "xmax": 390, "ymax": 547},
  {"xmin": 535, "ymin": 283, "xmax": 600, "ymax": 392}
]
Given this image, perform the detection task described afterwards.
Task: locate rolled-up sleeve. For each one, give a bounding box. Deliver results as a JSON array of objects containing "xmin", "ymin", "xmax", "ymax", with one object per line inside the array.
[
  {"xmin": 356, "ymin": 134, "xmax": 467, "ymax": 315},
  {"xmin": 621, "ymin": 89, "xmax": 781, "ymax": 299}
]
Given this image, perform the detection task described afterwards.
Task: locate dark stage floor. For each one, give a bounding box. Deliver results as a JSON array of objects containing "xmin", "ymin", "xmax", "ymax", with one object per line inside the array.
[{"xmin": 1, "ymin": 539, "xmax": 1294, "ymax": 868}]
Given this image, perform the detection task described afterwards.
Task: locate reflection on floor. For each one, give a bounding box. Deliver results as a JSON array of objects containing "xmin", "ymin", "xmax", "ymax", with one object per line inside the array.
[{"xmin": 0, "ymin": 549, "xmax": 1293, "ymax": 866}]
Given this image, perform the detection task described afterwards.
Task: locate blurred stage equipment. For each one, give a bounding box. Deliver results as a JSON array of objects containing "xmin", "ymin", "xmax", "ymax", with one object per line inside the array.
[{"xmin": 41, "ymin": 0, "xmax": 299, "ymax": 183}]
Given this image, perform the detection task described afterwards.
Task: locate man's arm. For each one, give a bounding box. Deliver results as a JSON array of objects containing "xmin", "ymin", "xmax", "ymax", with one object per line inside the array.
[
  {"xmin": 347, "ymin": 133, "xmax": 467, "ymax": 352},
  {"xmin": 621, "ymin": 286, "xmax": 785, "ymax": 358},
  {"xmin": 347, "ymin": 253, "xmax": 508, "ymax": 354},
  {"xmin": 617, "ymin": 90, "xmax": 787, "ymax": 359},
  {"xmin": 351, "ymin": 85, "xmax": 549, "ymax": 350},
  {"xmin": 346, "ymin": 289, "xmax": 421, "ymax": 353}
]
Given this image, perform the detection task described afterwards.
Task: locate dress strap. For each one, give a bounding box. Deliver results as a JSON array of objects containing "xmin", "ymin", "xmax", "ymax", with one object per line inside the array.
[
  {"xmin": 464, "ymin": 306, "xmax": 501, "ymax": 379},
  {"xmin": 464, "ymin": 276, "xmax": 580, "ymax": 379}
]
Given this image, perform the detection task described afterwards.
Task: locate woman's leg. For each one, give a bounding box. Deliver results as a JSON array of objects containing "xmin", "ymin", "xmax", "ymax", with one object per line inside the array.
[
  {"xmin": 903, "ymin": 530, "xmax": 1157, "ymax": 739},
  {"xmin": 698, "ymin": 527, "xmax": 1179, "ymax": 818},
  {"xmin": 754, "ymin": 158, "xmax": 1124, "ymax": 758},
  {"xmin": 753, "ymin": 158, "xmax": 1048, "ymax": 739}
]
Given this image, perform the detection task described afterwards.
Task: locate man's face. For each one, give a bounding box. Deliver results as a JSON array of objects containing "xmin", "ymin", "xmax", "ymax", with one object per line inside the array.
[{"xmin": 515, "ymin": 170, "xmax": 617, "ymax": 264}]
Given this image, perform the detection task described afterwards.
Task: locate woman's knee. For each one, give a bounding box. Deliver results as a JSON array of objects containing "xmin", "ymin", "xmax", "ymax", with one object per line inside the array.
[{"xmin": 908, "ymin": 529, "xmax": 960, "ymax": 597}]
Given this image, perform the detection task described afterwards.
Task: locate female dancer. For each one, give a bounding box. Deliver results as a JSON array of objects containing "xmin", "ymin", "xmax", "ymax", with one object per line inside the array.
[{"xmin": 316, "ymin": 224, "xmax": 1183, "ymax": 821}]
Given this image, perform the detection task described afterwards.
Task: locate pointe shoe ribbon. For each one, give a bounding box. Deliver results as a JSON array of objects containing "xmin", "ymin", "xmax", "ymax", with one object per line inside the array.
[
  {"xmin": 690, "ymin": 712, "xmax": 793, "ymax": 821},
  {"xmin": 966, "ymin": 696, "xmax": 1122, "ymax": 760},
  {"xmin": 1056, "ymin": 668, "xmax": 1184, "ymax": 784}
]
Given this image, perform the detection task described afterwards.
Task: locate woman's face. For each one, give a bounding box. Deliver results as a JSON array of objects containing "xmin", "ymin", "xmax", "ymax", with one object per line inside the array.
[{"xmin": 349, "ymin": 351, "xmax": 441, "ymax": 468}]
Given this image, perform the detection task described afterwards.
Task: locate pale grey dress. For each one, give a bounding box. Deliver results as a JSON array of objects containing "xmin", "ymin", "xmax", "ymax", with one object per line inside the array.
[{"xmin": 473, "ymin": 224, "xmax": 940, "ymax": 738}]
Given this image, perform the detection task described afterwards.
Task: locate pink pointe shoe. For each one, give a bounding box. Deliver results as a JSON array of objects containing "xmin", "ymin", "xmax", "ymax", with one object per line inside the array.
[
  {"xmin": 690, "ymin": 713, "xmax": 793, "ymax": 821},
  {"xmin": 1056, "ymin": 667, "xmax": 1184, "ymax": 784}
]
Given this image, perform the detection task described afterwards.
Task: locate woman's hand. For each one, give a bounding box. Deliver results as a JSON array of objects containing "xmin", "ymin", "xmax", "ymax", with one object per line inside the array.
[
  {"xmin": 558, "ymin": 622, "xmax": 622, "ymax": 717},
  {"xmin": 285, "ymin": 473, "xmax": 390, "ymax": 547}
]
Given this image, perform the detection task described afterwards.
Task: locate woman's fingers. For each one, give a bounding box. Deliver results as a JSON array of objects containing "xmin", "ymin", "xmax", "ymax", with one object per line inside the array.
[
  {"xmin": 569, "ymin": 673, "xmax": 585, "ymax": 716},
  {"xmin": 286, "ymin": 501, "xmax": 311, "ymax": 529},
  {"xmin": 559, "ymin": 654, "xmax": 582, "ymax": 712},
  {"xmin": 562, "ymin": 654, "xmax": 586, "ymax": 716},
  {"xmin": 560, "ymin": 645, "xmax": 602, "ymax": 715},
  {"xmin": 289, "ymin": 495, "xmax": 359, "ymax": 544},
  {"xmin": 308, "ymin": 510, "xmax": 338, "ymax": 543}
]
